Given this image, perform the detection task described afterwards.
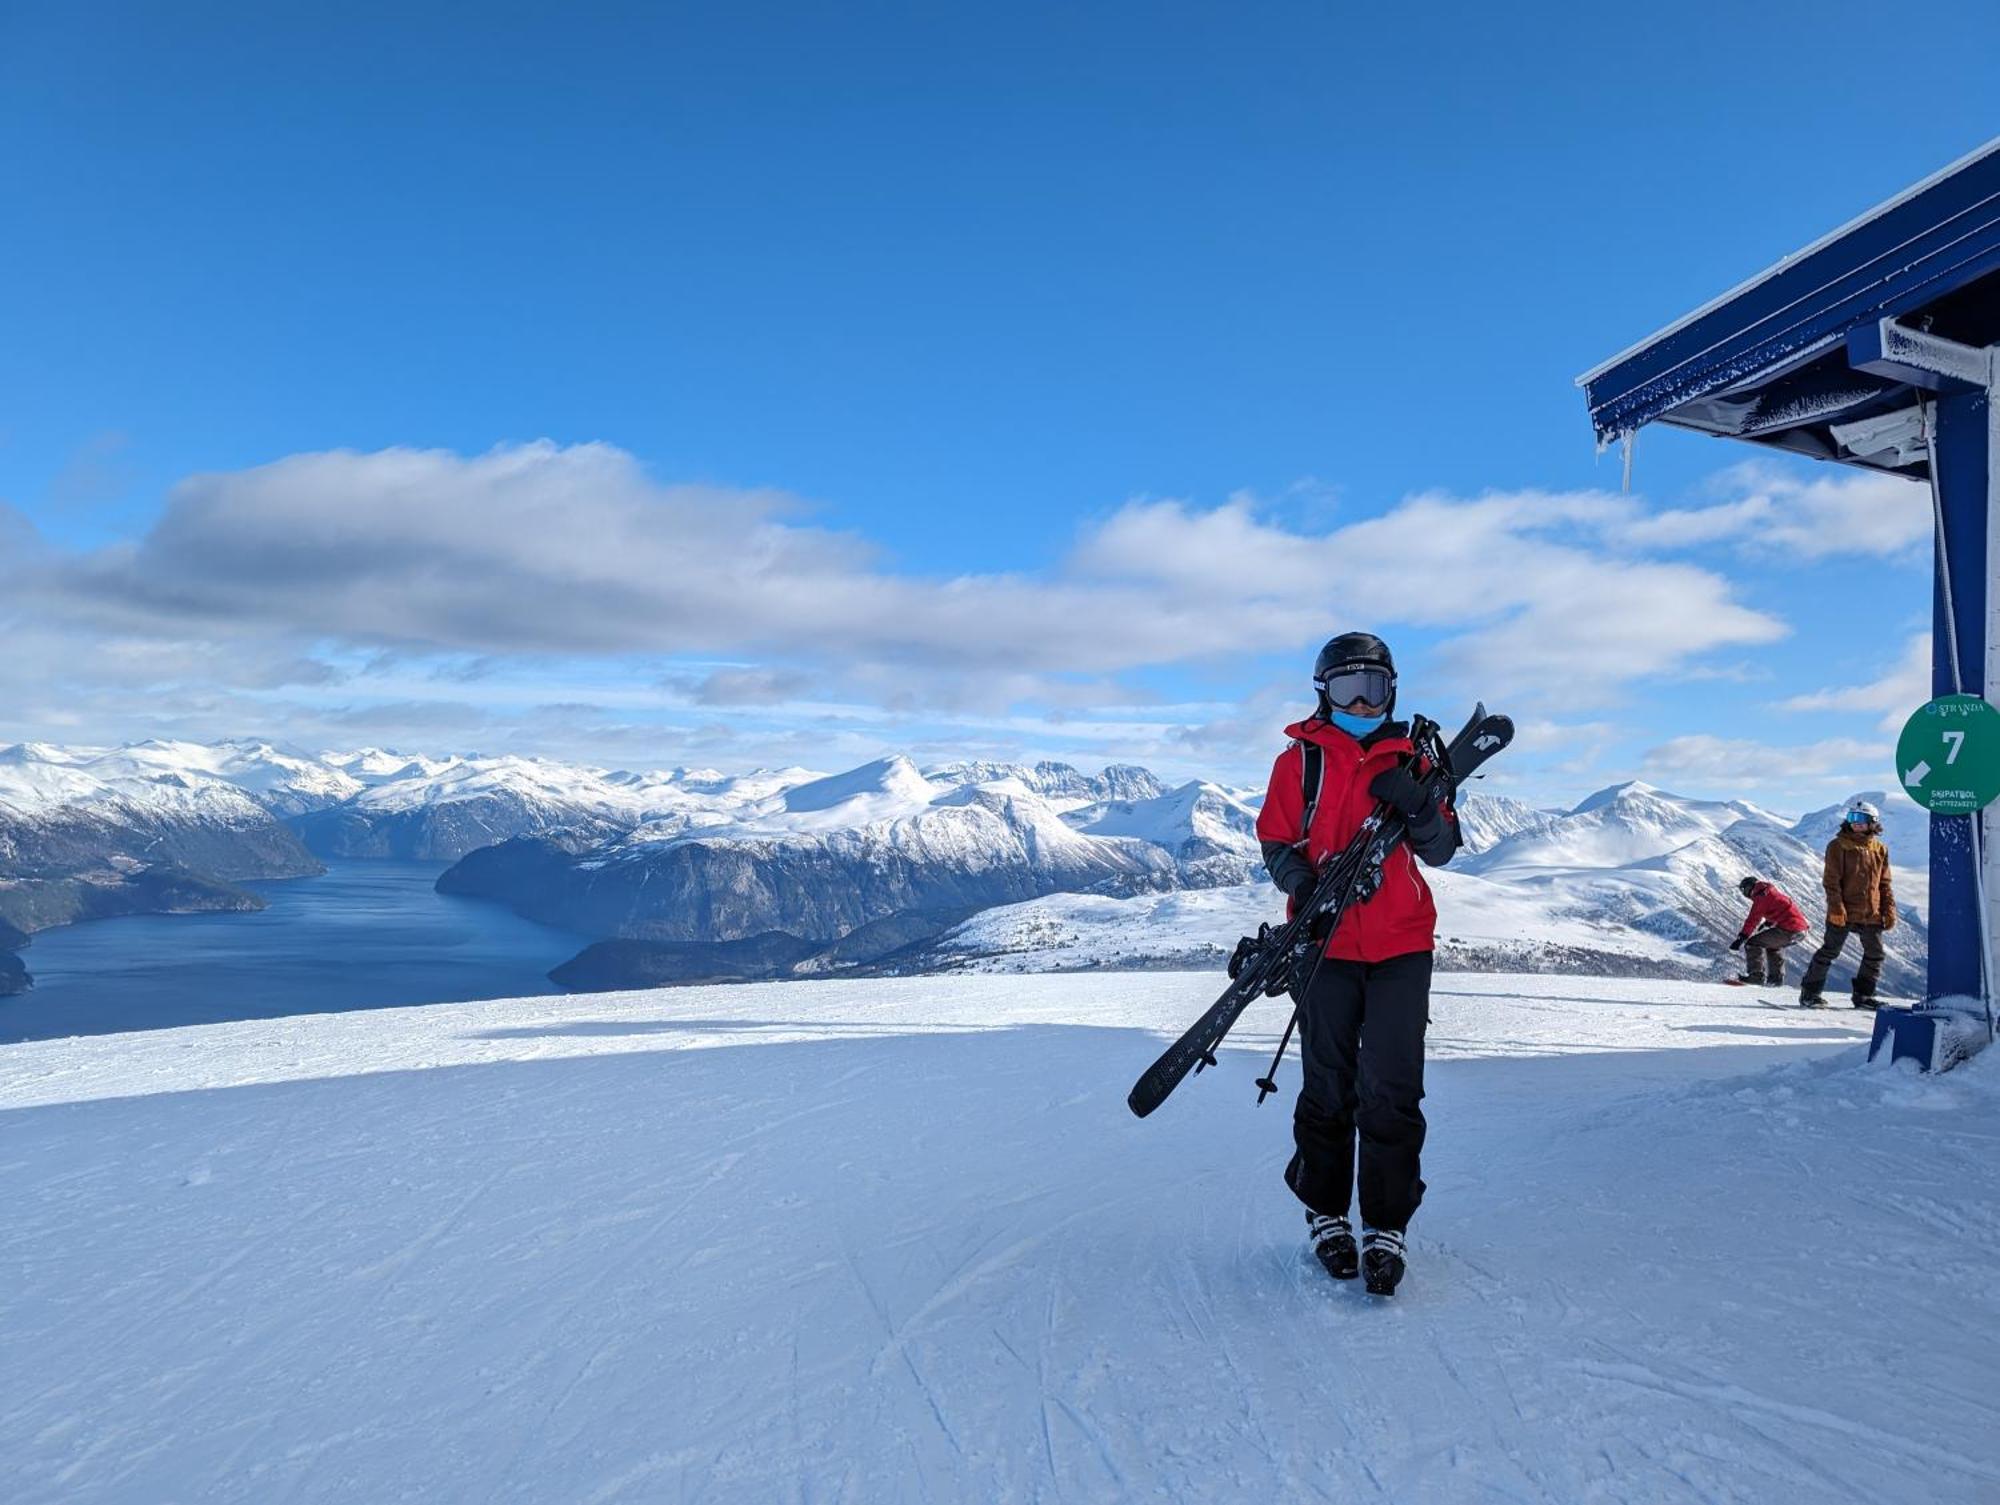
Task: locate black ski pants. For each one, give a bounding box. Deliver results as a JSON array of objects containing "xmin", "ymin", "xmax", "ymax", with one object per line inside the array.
[
  {"xmin": 1285, "ymin": 949, "xmax": 1430, "ymax": 1234},
  {"xmin": 1799, "ymin": 922, "xmax": 1886, "ymax": 999},
  {"xmin": 1742, "ymin": 925, "xmax": 1805, "ymax": 984}
]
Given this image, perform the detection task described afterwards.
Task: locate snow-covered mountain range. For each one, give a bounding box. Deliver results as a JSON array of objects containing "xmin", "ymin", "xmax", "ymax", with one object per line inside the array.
[
  {"xmin": 436, "ymin": 755, "xmax": 1264, "ymax": 981},
  {"xmin": 0, "ymin": 742, "xmax": 325, "ymax": 968},
  {"xmin": 0, "ymin": 737, "xmax": 1931, "ymax": 999},
  {"xmin": 0, "ymin": 741, "xmax": 324, "ymax": 874},
  {"xmin": 919, "ymin": 780, "xmax": 1929, "ymax": 996},
  {"xmin": 0, "ymin": 739, "xmax": 1259, "ymax": 993}
]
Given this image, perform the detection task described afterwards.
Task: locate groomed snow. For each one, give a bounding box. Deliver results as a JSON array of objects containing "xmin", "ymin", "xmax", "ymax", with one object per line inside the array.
[
  {"xmin": 4, "ymin": 973, "xmax": 1995, "ymax": 1502},
  {"xmin": 932, "ymin": 872, "xmax": 1698, "ymax": 974}
]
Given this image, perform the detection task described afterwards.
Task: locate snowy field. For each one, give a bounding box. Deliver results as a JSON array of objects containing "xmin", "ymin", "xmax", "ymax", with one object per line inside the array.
[
  {"xmin": 930, "ymin": 873, "xmax": 1699, "ymax": 974},
  {"xmin": 4, "ymin": 972, "xmax": 1997, "ymax": 1503}
]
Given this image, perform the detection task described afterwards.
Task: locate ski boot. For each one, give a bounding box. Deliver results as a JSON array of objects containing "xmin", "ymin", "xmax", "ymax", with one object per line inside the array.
[
  {"xmin": 1306, "ymin": 1210, "xmax": 1358, "ymax": 1281},
  {"xmin": 1850, "ymin": 994, "xmax": 1880, "ymax": 1011},
  {"xmin": 1798, "ymin": 991, "xmax": 1829, "ymax": 1009},
  {"xmin": 1361, "ymin": 1228, "xmax": 1406, "ymax": 1296}
]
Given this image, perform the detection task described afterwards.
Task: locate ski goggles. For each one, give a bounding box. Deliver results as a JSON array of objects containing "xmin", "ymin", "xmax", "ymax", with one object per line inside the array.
[
  {"xmin": 1844, "ymin": 810, "xmax": 1874, "ymax": 826},
  {"xmin": 1315, "ymin": 664, "xmax": 1395, "ymax": 709}
]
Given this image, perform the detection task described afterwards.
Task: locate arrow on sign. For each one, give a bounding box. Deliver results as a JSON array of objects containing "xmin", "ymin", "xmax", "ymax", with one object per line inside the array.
[{"xmin": 1906, "ymin": 761, "xmax": 1932, "ymax": 788}]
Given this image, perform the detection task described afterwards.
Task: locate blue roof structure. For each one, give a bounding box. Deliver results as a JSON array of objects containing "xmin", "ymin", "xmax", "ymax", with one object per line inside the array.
[{"xmin": 1579, "ymin": 138, "xmax": 2000, "ymax": 478}]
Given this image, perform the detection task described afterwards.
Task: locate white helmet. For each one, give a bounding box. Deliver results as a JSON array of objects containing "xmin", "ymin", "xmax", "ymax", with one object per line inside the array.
[{"xmin": 1844, "ymin": 799, "xmax": 1881, "ymax": 828}]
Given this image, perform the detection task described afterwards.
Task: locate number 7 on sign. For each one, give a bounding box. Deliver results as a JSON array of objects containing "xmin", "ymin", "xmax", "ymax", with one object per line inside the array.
[{"xmin": 1944, "ymin": 730, "xmax": 1965, "ymax": 765}]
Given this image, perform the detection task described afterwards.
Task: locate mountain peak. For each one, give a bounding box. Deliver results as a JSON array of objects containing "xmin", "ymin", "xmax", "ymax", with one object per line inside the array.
[
  {"xmin": 0, "ymin": 742, "xmax": 69, "ymax": 765},
  {"xmin": 1570, "ymin": 780, "xmax": 1671, "ymax": 815},
  {"xmin": 782, "ymin": 755, "xmax": 933, "ymax": 814}
]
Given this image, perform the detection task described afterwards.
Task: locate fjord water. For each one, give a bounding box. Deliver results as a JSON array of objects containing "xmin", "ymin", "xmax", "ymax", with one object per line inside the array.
[{"xmin": 0, "ymin": 861, "xmax": 588, "ymax": 1043}]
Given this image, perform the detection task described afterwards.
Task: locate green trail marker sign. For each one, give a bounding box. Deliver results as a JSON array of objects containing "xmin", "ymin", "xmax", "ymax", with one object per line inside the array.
[{"xmin": 1897, "ymin": 694, "xmax": 2000, "ymax": 814}]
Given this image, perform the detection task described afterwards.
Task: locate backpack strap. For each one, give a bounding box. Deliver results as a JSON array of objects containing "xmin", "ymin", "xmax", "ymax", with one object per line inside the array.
[{"xmin": 1298, "ymin": 741, "xmax": 1325, "ymax": 842}]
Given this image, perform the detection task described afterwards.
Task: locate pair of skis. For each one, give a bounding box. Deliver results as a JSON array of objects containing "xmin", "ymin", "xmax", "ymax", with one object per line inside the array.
[{"xmin": 1125, "ymin": 703, "xmax": 1514, "ymax": 1120}]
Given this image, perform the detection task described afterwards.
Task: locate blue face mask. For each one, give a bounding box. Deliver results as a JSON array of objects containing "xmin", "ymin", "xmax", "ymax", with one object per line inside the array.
[{"xmin": 1329, "ymin": 709, "xmax": 1387, "ymax": 738}]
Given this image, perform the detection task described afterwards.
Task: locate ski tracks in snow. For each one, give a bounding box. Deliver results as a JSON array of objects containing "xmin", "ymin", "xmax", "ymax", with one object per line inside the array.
[{"xmin": 4, "ymin": 974, "xmax": 1999, "ymax": 1502}]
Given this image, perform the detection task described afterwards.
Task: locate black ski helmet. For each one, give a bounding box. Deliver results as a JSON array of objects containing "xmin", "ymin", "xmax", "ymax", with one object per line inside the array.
[
  {"xmin": 1738, "ymin": 876, "xmax": 1760, "ymax": 897},
  {"xmin": 1313, "ymin": 631, "xmax": 1396, "ymax": 717}
]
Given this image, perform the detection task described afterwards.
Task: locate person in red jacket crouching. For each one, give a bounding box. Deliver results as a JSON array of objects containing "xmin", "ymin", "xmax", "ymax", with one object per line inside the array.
[
  {"xmin": 1254, "ymin": 631, "xmax": 1459, "ymax": 1297},
  {"xmin": 1730, "ymin": 876, "xmax": 1809, "ymax": 988}
]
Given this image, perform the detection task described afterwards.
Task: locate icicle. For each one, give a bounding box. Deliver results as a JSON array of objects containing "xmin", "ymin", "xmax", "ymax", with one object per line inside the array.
[{"xmin": 1620, "ymin": 430, "xmax": 1636, "ymax": 494}]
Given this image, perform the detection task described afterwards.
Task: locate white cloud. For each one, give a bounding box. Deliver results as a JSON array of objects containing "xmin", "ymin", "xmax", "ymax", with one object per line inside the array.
[
  {"xmin": 1781, "ymin": 633, "xmax": 1932, "ymax": 731},
  {"xmin": 26, "ymin": 444, "xmax": 1330, "ymax": 676},
  {"xmin": 1640, "ymin": 733, "xmax": 1891, "ymax": 787},
  {"xmin": 1612, "ymin": 462, "xmax": 1930, "ymax": 560},
  {"xmin": 3, "ymin": 443, "xmax": 1859, "ymax": 788},
  {"xmin": 11, "ymin": 444, "xmax": 1789, "ymax": 716},
  {"xmin": 1073, "ymin": 488, "xmax": 1786, "ymax": 703}
]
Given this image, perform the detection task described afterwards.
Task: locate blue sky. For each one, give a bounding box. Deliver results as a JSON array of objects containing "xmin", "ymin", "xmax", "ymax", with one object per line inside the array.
[{"xmin": 3, "ymin": 2, "xmax": 1996, "ymax": 810}]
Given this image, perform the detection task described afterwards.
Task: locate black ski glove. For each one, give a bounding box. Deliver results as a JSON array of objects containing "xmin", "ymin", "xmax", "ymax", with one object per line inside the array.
[
  {"xmin": 1369, "ymin": 765, "xmax": 1434, "ymax": 820},
  {"xmin": 1729, "ymin": 935, "xmax": 1745, "ymax": 951}
]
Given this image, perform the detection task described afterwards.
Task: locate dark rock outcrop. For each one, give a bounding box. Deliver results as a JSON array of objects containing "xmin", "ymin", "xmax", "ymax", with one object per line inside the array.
[
  {"xmin": 547, "ymin": 906, "xmax": 976, "ymax": 992},
  {"xmin": 0, "ymin": 865, "xmax": 266, "ymax": 938},
  {"xmin": 801, "ymin": 908, "xmax": 972, "ymax": 970},
  {"xmin": 435, "ymin": 830, "xmax": 604, "ymax": 905},
  {"xmin": 442, "ymin": 791, "xmax": 1176, "ymax": 946},
  {"xmin": 551, "ymin": 932, "xmax": 825, "ymax": 991},
  {"xmin": 0, "ymin": 808, "xmax": 320, "ymax": 882}
]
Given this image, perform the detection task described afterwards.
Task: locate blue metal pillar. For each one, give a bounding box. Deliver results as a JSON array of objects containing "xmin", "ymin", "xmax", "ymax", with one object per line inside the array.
[
  {"xmin": 1927, "ymin": 385, "xmax": 1991, "ymax": 1003},
  {"xmin": 1848, "ymin": 318, "xmax": 1999, "ymax": 1067}
]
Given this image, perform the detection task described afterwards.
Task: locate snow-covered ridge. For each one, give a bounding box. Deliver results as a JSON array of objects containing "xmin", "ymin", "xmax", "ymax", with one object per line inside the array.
[
  {"xmin": 439, "ymin": 775, "xmax": 1230, "ymax": 952},
  {"xmin": 0, "ymin": 740, "xmax": 1202, "ymax": 858},
  {"xmin": 919, "ymin": 785, "xmax": 1931, "ymax": 992},
  {"xmin": 0, "ymin": 740, "xmax": 297, "ymax": 826},
  {"xmin": 0, "ymin": 738, "xmax": 1933, "ymax": 994},
  {"xmin": 0, "ymin": 742, "xmax": 331, "ymax": 960}
]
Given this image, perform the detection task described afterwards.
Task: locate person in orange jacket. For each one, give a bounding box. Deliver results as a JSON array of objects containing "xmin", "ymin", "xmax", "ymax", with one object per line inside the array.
[
  {"xmin": 1797, "ymin": 800, "xmax": 1896, "ymax": 1009},
  {"xmin": 1255, "ymin": 632, "xmax": 1459, "ymax": 1297}
]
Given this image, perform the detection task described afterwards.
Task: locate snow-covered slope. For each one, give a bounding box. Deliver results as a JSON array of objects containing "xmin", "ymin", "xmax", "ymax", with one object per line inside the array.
[
  {"xmin": 1465, "ymin": 781, "xmax": 1778, "ymax": 875},
  {"xmin": 5, "ymin": 972, "xmax": 1994, "ymax": 1502},
  {"xmin": 41, "ymin": 738, "xmax": 368, "ymax": 817},
  {"xmin": 924, "ymin": 870, "xmax": 1704, "ymax": 981},
  {"xmin": 1453, "ymin": 791, "xmax": 1565, "ymax": 855},
  {"xmin": 920, "ymin": 784, "xmax": 1933, "ymax": 992},
  {"xmin": 292, "ymin": 756, "xmax": 813, "ymax": 860},
  {"xmin": 0, "ymin": 739, "xmax": 1188, "ymax": 866},
  {"xmin": 926, "ymin": 885, "xmax": 1276, "ymax": 972},
  {"xmin": 780, "ymin": 754, "xmax": 938, "ymax": 818},
  {"xmin": 925, "ymin": 758, "xmax": 1166, "ymax": 810},
  {"xmin": 0, "ymin": 740, "xmax": 303, "ymax": 828},
  {"xmin": 0, "ymin": 740, "xmax": 833, "ymax": 863},
  {"xmin": 1063, "ymin": 779, "xmax": 1263, "ymax": 884},
  {"xmin": 0, "ymin": 742, "xmax": 321, "ymax": 887},
  {"xmin": 441, "ymin": 782, "xmax": 1179, "ymax": 946}
]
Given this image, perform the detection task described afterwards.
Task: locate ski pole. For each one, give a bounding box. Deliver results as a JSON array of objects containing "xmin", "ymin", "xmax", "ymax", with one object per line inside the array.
[
  {"xmin": 1253, "ymin": 1005, "xmax": 1299, "ymax": 1103},
  {"xmin": 1250, "ymin": 839, "xmax": 1370, "ymax": 1104}
]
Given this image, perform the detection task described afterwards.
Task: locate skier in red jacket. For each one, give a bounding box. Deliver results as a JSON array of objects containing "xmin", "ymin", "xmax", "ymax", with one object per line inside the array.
[
  {"xmin": 1731, "ymin": 876, "xmax": 1809, "ymax": 988},
  {"xmin": 1254, "ymin": 632, "xmax": 1459, "ymax": 1297}
]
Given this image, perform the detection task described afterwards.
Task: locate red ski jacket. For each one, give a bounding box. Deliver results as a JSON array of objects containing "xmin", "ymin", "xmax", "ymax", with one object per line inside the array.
[
  {"xmin": 1255, "ymin": 718, "xmax": 1454, "ymax": 963},
  {"xmin": 1739, "ymin": 883, "xmax": 1807, "ymax": 938}
]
